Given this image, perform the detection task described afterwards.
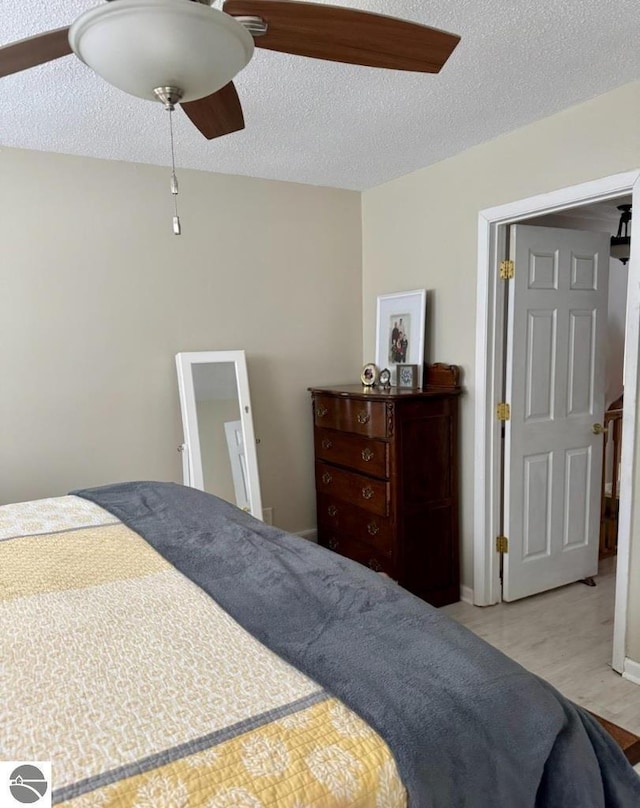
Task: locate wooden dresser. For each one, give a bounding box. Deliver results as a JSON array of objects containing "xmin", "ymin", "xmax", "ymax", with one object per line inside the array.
[{"xmin": 309, "ymin": 364, "xmax": 461, "ymax": 607}]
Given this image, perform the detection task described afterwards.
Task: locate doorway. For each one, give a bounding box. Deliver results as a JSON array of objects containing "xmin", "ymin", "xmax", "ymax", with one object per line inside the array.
[{"xmin": 473, "ymin": 170, "xmax": 639, "ymax": 676}]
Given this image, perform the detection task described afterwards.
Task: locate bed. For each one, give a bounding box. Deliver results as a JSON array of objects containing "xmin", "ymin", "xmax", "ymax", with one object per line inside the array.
[{"xmin": 1, "ymin": 481, "xmax": 639, "ymax": 808}]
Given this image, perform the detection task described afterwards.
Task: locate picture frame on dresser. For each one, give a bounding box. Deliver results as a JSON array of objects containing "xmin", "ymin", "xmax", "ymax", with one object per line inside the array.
[
  {"xmin": 375, "ymin": 289, "xmax": 427, "ymax": 386},
  {"xmin": 396, "ymin": 364, "xmax": 419, "ymax": 388}
]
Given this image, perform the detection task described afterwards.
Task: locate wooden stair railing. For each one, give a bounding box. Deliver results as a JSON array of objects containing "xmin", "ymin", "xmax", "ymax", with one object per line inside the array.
[{"xmin": 599, "ymin": 394, "xmax": 623, "ymax": 559}]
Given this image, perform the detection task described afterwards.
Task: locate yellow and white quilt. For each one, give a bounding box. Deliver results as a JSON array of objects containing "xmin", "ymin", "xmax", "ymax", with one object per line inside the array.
[{"xmin": 0, "ymin": 495, "xmax": 406, "ymax": 808}]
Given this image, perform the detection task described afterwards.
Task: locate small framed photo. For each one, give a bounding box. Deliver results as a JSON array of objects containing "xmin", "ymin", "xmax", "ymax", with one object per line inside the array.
[
  {"xmin": 396, "ymin": 364, "xmax": 419, "ymax": 388},
  {"xmin": 378, "ymin": 368, "xmax": 391, "ymax": 387},
  {"xmin": 375, "ymin": 289, "xmax": 427, "ymax": 386},
  {"xmin": 360, "ymin": 362, "xmax": 379, "ymax": 387}
]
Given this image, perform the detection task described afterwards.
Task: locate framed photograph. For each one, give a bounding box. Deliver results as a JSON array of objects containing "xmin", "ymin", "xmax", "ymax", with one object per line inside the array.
[
  {"xmin": 375, "ymin": 289, "xmax": 427, "ymax": 386},
  {"xmin": 396, "ymin": 364, "xmax": 419, "ymax": 388},
  {"xmin": 360, "ymin": 362, "xmax": 379, "ymax": 387}
]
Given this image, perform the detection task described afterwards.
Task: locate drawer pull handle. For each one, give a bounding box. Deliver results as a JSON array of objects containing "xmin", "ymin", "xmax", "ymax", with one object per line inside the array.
[
  {"xmin": 368, "ymin": 558, "xmax": 383, "ymax": 572},
  {"xmin": 321, "ymin": 438, "xmax": 333, "ymax": 450},
  {"xmin": 322, "ymin": 472, "xmax": 333, "ymax": 485},
  {"xmin": 362, "ymin": 486, "xmax": 374, "ymax": 500},
  {"xmin": 328, "ymin": 538, "xmax": 339, "ymax": 550},
  {"xmin": 367, "ymin": 521, "xmax": 379, "ymax": 536},
  {"xmin": 327, "ymin": 505, "xmax": 338, "ymax": 517},
  {"xmin": 357, "ymin": 411, "xmax": 370, "ymax": 424},
  {"xmin": 361, "ymin": 448, "xmax": 374, "ymax": 462},
  {"xmin": 316, "ymin": 406, "xmax": 328, "ymax": 418}
]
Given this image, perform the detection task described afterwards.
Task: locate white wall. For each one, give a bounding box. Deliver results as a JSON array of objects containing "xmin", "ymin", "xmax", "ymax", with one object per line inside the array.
[
  {"xmin": 0, "ymin": 147, "xmax": 362, "ymax": 533},
  {"xmin": 362, "ymin": 79, "xmax": 640, "ymax": 660}
]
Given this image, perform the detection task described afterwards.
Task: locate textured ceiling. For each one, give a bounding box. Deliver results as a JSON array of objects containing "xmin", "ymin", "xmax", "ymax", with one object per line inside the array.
[{"xmin": 1, "ymin": 0, "xmax": 639, "ymax": 190}]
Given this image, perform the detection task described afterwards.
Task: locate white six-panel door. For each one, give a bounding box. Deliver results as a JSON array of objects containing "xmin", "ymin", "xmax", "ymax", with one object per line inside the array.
[{"xmin": 503, "ymin": 224, "xmax": 610, "ymax": 601}]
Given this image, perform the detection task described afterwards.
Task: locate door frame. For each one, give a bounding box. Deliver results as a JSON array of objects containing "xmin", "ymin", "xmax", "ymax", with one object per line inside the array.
[{"xmin": 473, "ymin": 170, "xmax": 640, "ymax": 675}]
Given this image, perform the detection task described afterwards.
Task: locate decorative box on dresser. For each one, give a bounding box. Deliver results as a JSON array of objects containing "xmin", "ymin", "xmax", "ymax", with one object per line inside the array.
[{"xmin": 309, "ymin": 364, "xmax": 461, "ymax": 607}]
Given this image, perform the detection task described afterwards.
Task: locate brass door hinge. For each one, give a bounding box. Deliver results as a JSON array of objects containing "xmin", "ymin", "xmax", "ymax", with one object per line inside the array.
[
  {"xmin": 499, "ymin": 259, "xmax": 515, "ymax": 279},
  {"xmin": 496, "ymin": 402, "xmax": 510, "ymax": 421},
  {"xmin": 496, "ymin": 535, "xmax": 509, "ymax": 553}
]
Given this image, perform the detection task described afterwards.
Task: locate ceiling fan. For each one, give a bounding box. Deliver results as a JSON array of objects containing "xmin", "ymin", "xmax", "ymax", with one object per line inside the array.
[{"xmin": 0, "ymin": 0, "xmax": 461, "ymax": 141}]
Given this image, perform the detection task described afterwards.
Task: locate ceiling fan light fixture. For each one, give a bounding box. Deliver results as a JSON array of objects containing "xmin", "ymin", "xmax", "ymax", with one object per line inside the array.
[
  {"xmin": 68, "ymin": 0, "xmax": 254, "ymax": 103},
  {"xmin": 611, "ymin": 204, "xmax": 632, "ymax": 265}
]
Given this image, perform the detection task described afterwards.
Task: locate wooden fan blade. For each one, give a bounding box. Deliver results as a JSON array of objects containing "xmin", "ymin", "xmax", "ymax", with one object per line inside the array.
[
  {"xmin": 223, "ymin": 1, "xmax": 459, "ymax": 73},
  {"xmin": 181, "ymin": 82, "xmax": 245, "ymax": 140},
  {"xmin": 0, "ymin": 28, "xmax": 72, "ymax": 79}
]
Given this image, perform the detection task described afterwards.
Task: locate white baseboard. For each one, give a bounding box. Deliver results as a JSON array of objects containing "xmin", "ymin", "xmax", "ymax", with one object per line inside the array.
[
  {"xmin": 622, "ymin": 657, "xmax": 640, "ymax": 686},
  {"xmin": 296, "ymin": 528, "xmax": 318, "ymax": 543},
  {"xmin": 460, "ymin": 585, "xmax": 474, "ymax": 605}
]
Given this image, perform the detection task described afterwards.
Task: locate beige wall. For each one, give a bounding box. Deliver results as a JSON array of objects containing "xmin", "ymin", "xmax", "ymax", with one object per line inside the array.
[
  {"xmin": 362, "ymin": 80, "xmax": 640, "ymax": 657},
  {"xmin": 0, "ymin": 147, "xmax": 362, "ymax": 533}
]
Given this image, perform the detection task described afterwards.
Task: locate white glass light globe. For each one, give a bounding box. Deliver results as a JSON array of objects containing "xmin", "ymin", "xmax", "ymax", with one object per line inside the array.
[{"xmin": 69, "ymin": 0, "xmax": 254, "ymax": 103}]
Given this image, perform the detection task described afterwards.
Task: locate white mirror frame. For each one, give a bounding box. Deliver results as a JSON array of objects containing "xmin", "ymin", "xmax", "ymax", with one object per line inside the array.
[{"xmin": 175, "ymin": 350, "xmax": 263, "ymax": 520}]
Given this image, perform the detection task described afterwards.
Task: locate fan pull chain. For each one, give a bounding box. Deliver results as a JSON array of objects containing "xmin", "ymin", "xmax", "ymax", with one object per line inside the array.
[
  {"xmin": 168, "ymin": 104, "xmax": 181, "ymax": 236},
  {"xmin": 154, "ymin": 86, "xmax": 185, "ymax": 236}
]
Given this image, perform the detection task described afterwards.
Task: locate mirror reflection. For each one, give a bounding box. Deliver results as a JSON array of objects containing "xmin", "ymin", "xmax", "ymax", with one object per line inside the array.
[
  {"xmin": 176, "ymin": 351, "xmax": 263, "ymax": 519},
  {"xmin": 192, "ymin": 362, "xmax": 248, "ymax": 510}
]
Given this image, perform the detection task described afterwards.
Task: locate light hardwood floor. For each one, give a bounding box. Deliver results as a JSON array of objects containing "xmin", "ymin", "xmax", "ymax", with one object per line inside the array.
[{"xmin": 442, "ymin": 558, "xmax": 640, "ymax": 739}]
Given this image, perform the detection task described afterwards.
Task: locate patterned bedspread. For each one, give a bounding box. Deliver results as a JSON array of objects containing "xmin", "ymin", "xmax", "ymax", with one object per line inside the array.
[{"xmin": 0, "ymin": 495, "xmax": 406, "ymax": 808}]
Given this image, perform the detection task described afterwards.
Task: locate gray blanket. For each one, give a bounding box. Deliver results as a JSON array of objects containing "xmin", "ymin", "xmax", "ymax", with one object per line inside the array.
[{"xmin": 75, "ymin": 481, "xmax": 640, "ymax": 808}]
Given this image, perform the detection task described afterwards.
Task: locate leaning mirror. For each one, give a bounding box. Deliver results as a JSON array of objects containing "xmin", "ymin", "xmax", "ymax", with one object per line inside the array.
[{"xmin": 176, "ymin": 350, "xmax": 263, "ymax": 519}]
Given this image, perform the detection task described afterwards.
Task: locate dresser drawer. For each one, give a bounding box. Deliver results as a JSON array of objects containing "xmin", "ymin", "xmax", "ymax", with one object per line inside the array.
[
  {"xmin": 315, "ymin": 461, "xmax": 389, "ymax": 516},
  {"xmin": 319, "ymin": 529, "xmax": 396, "ymax": 577},
  {"xmin": 317, "ymin": 495, "xmax": 393, "ymax": 556},
  {"xmin": 313, "ymin": 394, "xmax": 387, "ymax": 438},
  {"xmin": 314, "ymin": 428, "xmax": 388, "ymax": 478}
]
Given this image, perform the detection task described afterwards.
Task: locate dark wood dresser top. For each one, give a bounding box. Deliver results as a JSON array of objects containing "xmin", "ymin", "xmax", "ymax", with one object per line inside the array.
[
  {"xmin": 308, "ymin": 385, "xmax": 461, "ymax": 401},
  {"xmin": 309, "ymin": 363, "xmax": 462, "ymax": 401}
]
